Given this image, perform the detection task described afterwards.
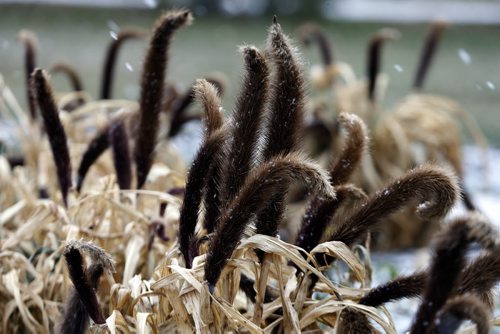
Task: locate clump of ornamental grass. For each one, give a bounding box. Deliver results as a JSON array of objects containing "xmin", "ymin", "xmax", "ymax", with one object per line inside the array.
[
  {"xmin": 297, "ymin": 21, "xmax": 489, "ymax": 250},
  {"xmin": 0, "ymin": 11, "xmax": 499, "ymax": 334}
]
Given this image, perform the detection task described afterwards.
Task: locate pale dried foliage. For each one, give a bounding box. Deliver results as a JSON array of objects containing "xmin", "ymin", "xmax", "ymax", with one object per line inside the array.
[{"xmin": 0, "ymin": 12, "xmax": 498, "ymax": 334}]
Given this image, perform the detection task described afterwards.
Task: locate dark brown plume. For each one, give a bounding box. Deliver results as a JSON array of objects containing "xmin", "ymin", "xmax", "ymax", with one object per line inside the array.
[
  {"xmin": 100, "ymin": 28, "xmax": 145, "ymax": 99},
  {"xmin": 201, "ymin": 145, "xmax": 227, "ymax": 234},
  {"xmin": 109, "ymin": 120, "xmax": 132, "ymax": 189},
  {"xmin": 193, "ymin": 79, "xmax": 224, "ymax": 135},
  {"xmin": 205, "ymin": 153, "xmax": 334, "ymax": 291},
  {"xmin": 459, "ymin": 253, "xmax": 500, "ymax": 309},
  {"xmin": 410, "ymin": 213, "xmax": 498, "ymax": 334},
  {"xmin": 76, "ymin": 126, "xmax": 110, "ymax": 192},
  {"xmin": 327, "ymin": 164, "xmax": 459, "ymax": 249},
  {"xmin": 58, "ymin": 263, "xmax": 103, "ymax": 334},
  {"xmin": 179, "ymin": 130, "xmax": 226, "ymax": 267},
  {"xmin": 366, "ymin": 28, "xmax": 399, "ymax": 101},
  {"xmin": 297, "ymin": 23, "xmax": 333, "ymax": 66},
  {"xmin": 63, "ymin": 246, "xmax": 105, "ymax": 326},
  {"xmin": 255, "ymin": 16, "xmax": 306, "ymax": 239},
  {"xmin": 359, "ymin": 271, "xmax": 426, "ymax": 307},
  {"xmin": 359, "ymin": 251, "xmax": 500, "ymax": 309},
  {"xmin": 413, "ymin": 21, "xmax": 448, "ymax": 90},
  {"xmin": 179, "ymin": 80, "xmax": 224, "ymax": 267},
  {"xmin": 50, "ymin": 61, "xmax": 84, "ymax": 92},
  {"xmin": 328, "ymin": 112, "xmax": 368, "ymax": 186},
  {"xmin": 222, "ymin": 46, "xmax": 269, "ymax": 203},
  {"xmin": 197, "ymin": 79, "xmax": 227, "ymax": 235},
  {"xmin": 168, "ymin": 76, "xmax": 226, "ymax": 138},
  {"xmin": 293, "ymin": 112, "xmax": 367, "ymax": 254},
  {"xmin": 433, "ymin": 295, "xmax": 490, "ymax": 334},
  {"xmin": 134, "ymin": 10, "xmax": 192, "ymax": 189},
  {"xmin": 18, "ymin": 30, "xmax": 38, "ymax": 120},
  {"xmin": 262, "ymin": 16, "xmax": 305, "ymax": 159},
  {"xmin": 295, "ymin": 184, "xmax": 364, "ymax": 254},
  {"xmin": 32, "ymin": 69, "xmax": 72, "ymax": 207}
]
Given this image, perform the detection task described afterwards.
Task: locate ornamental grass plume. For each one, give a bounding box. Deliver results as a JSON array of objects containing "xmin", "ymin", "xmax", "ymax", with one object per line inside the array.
[
  {"xmin": 32, "ymin": 68, "xmax": 72, "ymax": 207},
  {"xmin": 134, "ymin": 10, "xmax": 192, "ymax": 189}
]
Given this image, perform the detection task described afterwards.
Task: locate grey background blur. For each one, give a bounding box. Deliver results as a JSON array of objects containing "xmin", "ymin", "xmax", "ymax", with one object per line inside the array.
[{"xmin": 0, "ymin": 0, "xmax": 499, "ymax": 142}]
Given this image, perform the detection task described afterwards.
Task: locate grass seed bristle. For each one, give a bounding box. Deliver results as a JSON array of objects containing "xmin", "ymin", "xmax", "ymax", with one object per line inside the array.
[
  {"xmin": 178, "ymin": 79, "xmax": 224, "ymax": 266},
  {"xmin": 459, "ymin": 253, "xmax": 500, "ymax": 309},
  {"xmin": 359, "ymin": 272, "xmax": 426, "ymax": 307},
  {"xmin": 337, "ymin": 308, "xmax": 375, "ymax": 334},
  {"xmin": 360, "ymin": 250, "xmax": 500, "ymax": 309},
  {"xmin": 202, "ymin": 140, "xmax": 227, "ymax": 234},
  {"xmin": 193, "ymin": 79, "xmax": 224, "ymax": 135}
]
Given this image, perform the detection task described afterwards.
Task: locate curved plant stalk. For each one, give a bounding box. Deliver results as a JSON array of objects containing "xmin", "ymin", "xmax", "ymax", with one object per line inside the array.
[
  {"xmin": 366, "ymin": 28, "xmax": 400, "ymax": 102},
  {"xmin": 100, "ymin": 28, "xmax": 145, "ymax": 100},
  {"xmin": 297, "ymin": 23, "xmax": 333, "ymax": 66},
  {"xmin": 328, "ymin": 112, "xmax": 368, "ymax": 186},
  {"xmin": 76, "ymin": 126, "xmax": 110, "ymax": 192},
  {"xmin": 18, "ymin": 30, "xmax": 38, "ymax": 121},
  {"xmin": 327, "ymin": 164, "xmax": 459, "ymax": 249},
  {"xmin": 413, "ymin": 21, "xmax": 448, "ymax": 90},
  {"xmin": 50, "ymin": 61, "xmax": 84, "ymax": 92}
]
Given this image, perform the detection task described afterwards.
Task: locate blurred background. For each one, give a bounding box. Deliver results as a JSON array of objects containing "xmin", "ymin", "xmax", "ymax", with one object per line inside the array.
[{"xmin": 0, "ymin": 0, "xmax": 499, "ymax": 142}]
